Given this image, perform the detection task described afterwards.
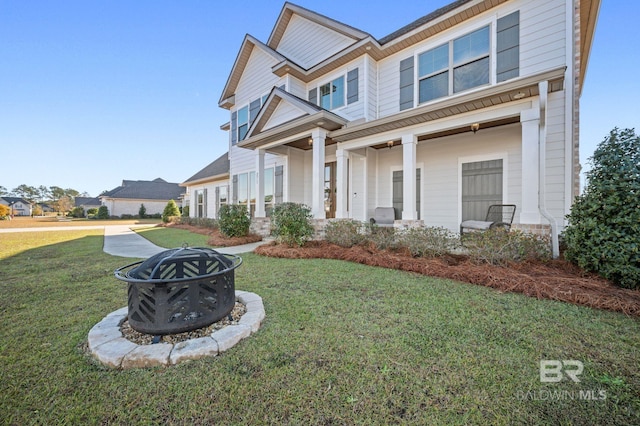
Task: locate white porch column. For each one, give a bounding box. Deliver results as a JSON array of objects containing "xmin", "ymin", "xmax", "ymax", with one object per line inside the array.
[
  {"xmin": 335, "ymin": 148, "xmax": 349, "ymax": 218},
  {"xmin": 402, "ymin": 133, "xmax": 417, "ymax": 220},
  {"xmin": 311, "ymin": 129, "xmax": 326, "ymax": 219},
  {"xmin": 520, "ymin": 108, "xmax": 541, "ymax": 223},
  {"xmin": 255, "ymin": 149, "xmax": 266, "ymax": 217}
]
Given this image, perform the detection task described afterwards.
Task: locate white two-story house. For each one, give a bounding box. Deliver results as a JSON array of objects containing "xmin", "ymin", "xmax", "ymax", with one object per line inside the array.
[{"xmin": 195, "ymin": 0, "xmax": 600, "ymax": 254}]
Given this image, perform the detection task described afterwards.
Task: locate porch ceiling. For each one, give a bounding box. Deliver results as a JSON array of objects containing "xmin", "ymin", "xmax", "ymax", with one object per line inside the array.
[
  {"xmin": 329, "ymin": 67, "xmax": 565, "ymax": 143},
  {"xmin": 369, "ymin": 116, "xmax": 520, "ymax": 149}
]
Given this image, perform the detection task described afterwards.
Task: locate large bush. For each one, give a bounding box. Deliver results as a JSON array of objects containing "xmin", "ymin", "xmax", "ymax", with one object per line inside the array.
[
  {"xmin": 564, "ymin": 128, "xmax": 640, "ymax": 289},
  {"xmin": 97, "ymin": 205, "xmax": 109, "ymax": 219},
  {"xmin": 271, "ymin": 202, "xmax": 314, "ymax": 246},
  {"xmin": 138, "ymin": 204, "xmax": 147, "ymax": 219},
  {"xmin": 218, "ymin": 204, "xmax": 250, "ymax": 238},
  {"xmin": 162, "ymin": 200, "xmax": 180, "ymax": 223},
  {"xmin": 69, "ymin": 207, "xmax": 84, "ymax": 218}
]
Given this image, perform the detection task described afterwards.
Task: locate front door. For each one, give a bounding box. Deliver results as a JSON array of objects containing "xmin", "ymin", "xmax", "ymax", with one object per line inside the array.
[{"xmin": 324, "ymin": 162, "xmax": 336, "ymax": 218}]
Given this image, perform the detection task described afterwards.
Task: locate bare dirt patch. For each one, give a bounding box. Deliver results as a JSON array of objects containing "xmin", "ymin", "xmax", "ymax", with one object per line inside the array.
[
  {"xmin": 163, "ymin": 223, "xmax": 262, "ymax": 247},
  {"xmin": 255, "ymin": 240, "xmax": 640, "ymax": 317}
]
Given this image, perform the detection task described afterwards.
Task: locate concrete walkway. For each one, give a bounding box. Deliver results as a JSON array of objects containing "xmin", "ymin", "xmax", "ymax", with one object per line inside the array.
[
  {"xmin": 1, "ymin": 224, "xmax": 269, "ymax": 258},
  {"xmin": 103, "ymin": 225, "xmax": 269, "ymax": 258}
]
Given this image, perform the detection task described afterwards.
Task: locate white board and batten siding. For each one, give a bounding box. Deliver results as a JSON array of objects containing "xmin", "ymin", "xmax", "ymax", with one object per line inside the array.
[{"xmin": 276, "ymin": 14, "xmax": 356, "ymax": 69}]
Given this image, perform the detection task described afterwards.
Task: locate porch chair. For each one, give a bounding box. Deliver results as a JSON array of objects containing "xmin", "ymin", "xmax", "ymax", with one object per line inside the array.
[
  {"xmin": 459, "ymin": 204, "xmax": 516, "ymax": 235},
  {"xmin": 369, "ymin": 207, "xmax": 395, "ymax": 227}
]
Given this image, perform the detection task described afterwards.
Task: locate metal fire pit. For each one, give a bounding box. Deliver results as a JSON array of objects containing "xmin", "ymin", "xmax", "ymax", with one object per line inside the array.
[{"xmin": 114, "ymin": 247, "xmax": 242, "ymax": 335}]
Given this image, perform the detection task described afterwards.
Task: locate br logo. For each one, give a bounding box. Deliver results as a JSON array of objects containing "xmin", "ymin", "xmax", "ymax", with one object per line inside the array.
[{"xmin": 540, "ymin": 360, "xmax": 584, "ymax": 383}]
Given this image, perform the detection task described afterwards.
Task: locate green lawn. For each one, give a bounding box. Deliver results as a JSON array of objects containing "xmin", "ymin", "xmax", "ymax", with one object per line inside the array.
[{"xmin": 1, "ymin": 228, "xmax": 638, "ymax": 424}]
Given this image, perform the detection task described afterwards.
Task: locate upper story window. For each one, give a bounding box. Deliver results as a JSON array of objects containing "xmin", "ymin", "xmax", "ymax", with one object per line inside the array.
[
  {"xmin": 237, "ymin": 105, "xmax": 249, "ymax": 141},
  {"xmin": 319, "ymin": 76, "xmax": 345, "ymax": 110},
  {"xmin": 232, "ymin": 90, "xmax": 274, "ymax": 145},
  {"xmin": 309, "ymin": 69, "xmax": 358, "ymax": 111},
  {"xmin": 401, "ymin": 12, "xmax": 519, "ymax": 112},
  {"xmin": 418, "ymin": 26, "xmax": 489, "ymax": 104}
]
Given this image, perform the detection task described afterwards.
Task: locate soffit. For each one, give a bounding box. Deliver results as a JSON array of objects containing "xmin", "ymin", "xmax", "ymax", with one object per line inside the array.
[{"xmin": 329, "ymin": 67, "xmax": 565, "ymax": 143}]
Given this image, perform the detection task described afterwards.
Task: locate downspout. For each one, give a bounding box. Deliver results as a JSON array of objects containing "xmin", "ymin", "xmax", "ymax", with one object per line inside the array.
[{"xmin": 538, "ymin": 80, "xmax": 560, "ymax": 258}]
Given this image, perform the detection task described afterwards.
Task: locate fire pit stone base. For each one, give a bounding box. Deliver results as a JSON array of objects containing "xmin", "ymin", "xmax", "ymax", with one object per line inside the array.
[{"xmin": 88, "ymin": 291, "xmax": 264, "ymax": 369}]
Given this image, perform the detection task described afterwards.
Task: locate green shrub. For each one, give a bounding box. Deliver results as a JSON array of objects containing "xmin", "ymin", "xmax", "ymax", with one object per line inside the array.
[
  {"xmin": 86, "ymin": 208, "xmax": 98, "ymax": 216},
  {"xmin": 138, "ymin": 204, "xmax": 147, "ymax": 219},
  {"xmin": 218, "ymin": 204, "xmax": 250, "ymax": 238},
  {"xmin": 325, "ymin": 219, "xmax": 365, "ymax": 247},
  {"xmin": 162, "ymin": 200, "xmax": 180, "ymax": 223},
  {"xmin": 271, "ymin": 202, "xmax": 314, "ymax": 246},
  {"xmin": 120, "ymin": 214, "xmax": 135, "ymax": 219},
  {"xmin": 179, "ymin": 216, "xmax": 218, "ymax": 230},
  {"xmin": 182, "ymin": 205, "xmax": 190, "ymax": 217},
  {"xmin": 399, "ymin": 226, "xmax": 459, "ymax": 257},
  {"xmin": 97, "ymin": 205, "xmax": 109, "ymax": 219},
  {"xmin": 70, "ymin": 206, "xmax": 84, "ymax": 218},
  {"xmin": 563, "ymin": 128, "xmax": 640, "ymax": 289},
  {"xmin": 464, "ymin": 229, "xmax": 551, "ymax": 266}
]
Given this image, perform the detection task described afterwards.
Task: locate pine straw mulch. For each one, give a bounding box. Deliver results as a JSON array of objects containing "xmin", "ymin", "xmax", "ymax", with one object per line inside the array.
[
  {"xmin": 162, "ymin": 223, "xmax": 263, "ymax": 247},
  {"xmin": 255, "ymin": 240, "xmax": 640, "ymax": 317}
]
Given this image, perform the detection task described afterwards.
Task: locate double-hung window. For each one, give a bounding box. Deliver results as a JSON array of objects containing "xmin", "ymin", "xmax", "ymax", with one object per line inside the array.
[
  {"xmin": 418, "ymin": 26, "xmax": 490, "ymax": 104},
  {"xmin": 318, "ymin": 76, "xmax": 345, "ymax": 110},
  {"xmin": 237, "ymin": 106, "xmax": 249, "ymax": 141}
]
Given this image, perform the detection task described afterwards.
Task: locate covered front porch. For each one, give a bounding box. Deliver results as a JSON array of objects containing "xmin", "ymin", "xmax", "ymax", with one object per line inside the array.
[{"xmin": 240, "ymin": 71, "xmax": 565, "ymax": 254}]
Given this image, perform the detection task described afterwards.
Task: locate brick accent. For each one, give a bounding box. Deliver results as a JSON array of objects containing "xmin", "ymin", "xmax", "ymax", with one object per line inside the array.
[
  {"xmin": 250, "ymin": 217, "xmax": 271, "ymax": 238},
  {"xmin": 511, "ymin": 223, "xmax": 551, "ymax": 237}
]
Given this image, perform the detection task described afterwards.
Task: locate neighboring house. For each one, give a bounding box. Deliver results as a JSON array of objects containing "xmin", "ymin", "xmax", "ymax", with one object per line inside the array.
[
  {"xmin": 75, "ymin": 197, "xmax": 101, "ymax": 215},
  {"xmin": 100, "ymin": 178, "xmax": 184, "ymax": 217},
  {"xmin": 0, "ymin": 197, "xmax": 32, "ymax": 216},
  {"xmin": 180, "ymin": 152, "xmax": 230, "ymax": 219},
  {"xmin": 209, "ymin": 0, "xmax": 599, "ymax": 254}
]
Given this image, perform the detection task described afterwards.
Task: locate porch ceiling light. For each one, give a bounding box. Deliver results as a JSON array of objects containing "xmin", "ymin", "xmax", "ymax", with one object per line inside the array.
[
  {"xmin": 387, "ymin": 140, "xmax": 394, "ymax": 149},
  {"xmin": 308, "ymin": 137, "xmax": 313, "ymax": 146},
  {"xmin": 471, "ymin": 123, "xmax": 480, "ymax": 134},
  {"xmin": 513, "ymin": 91, "xmax": 526, "ymax": 100}
]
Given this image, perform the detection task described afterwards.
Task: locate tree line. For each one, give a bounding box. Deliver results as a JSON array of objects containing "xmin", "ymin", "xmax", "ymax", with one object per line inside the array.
[{"xmin": 0, "ymin": 184, "xmax": 93, "ymax": 214}]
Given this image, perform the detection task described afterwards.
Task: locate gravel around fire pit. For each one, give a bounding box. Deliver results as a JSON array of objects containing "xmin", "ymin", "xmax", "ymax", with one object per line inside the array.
[{"xmin": 120, "ymin": 302, "xmax": 246, "ymax": 345}]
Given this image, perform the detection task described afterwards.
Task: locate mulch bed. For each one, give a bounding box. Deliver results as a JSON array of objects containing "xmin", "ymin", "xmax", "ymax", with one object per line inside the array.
[
  {"xmin": 163, "ymin": 223, "xmax": 263, "ymax": 247},
  {"xmin": 255, "ymin": 240, "xmax": 640, "ymax": 317}
]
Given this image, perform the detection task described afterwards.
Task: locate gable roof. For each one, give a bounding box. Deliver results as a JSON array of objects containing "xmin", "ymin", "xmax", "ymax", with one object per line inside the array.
[
  {"xmin": 267, "ymin": 2, "xmax": 370, "ymax": 49},
  {"xmin": 0, "ymin": 196, "xmax": 31, "ymax": 205},
  {"xmin": 219, "ymin": 35, "xmax": 289, "ymax": 109},
  {"xmin": 239, "ymin": 86, "xmax": 348, "ymax": 150},
  {"xmin": 101, "ymin": 179, "xmax": 183, "ymax": 201},
  {"xmin": 181, "ymin": 152, "xmax": 230, "ymax": 186},
  {"xmin": 220, "ymin": 0, "xmax": 601, "ymax": 109}
]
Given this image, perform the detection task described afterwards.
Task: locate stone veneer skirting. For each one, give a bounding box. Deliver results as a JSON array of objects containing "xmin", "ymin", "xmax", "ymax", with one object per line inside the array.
[
  {"xmin": 88, "ymin": 291, "xmax": 264, "ymax": 369},
  {"xmin": 511, "ymin": 223, "xmax": 552, "ymax": 237}
]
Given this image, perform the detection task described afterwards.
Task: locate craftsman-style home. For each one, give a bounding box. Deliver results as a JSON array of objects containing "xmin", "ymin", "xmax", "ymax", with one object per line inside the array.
[{"xmin": 184, "ymin": 0, "xmax": 600, "ymax": 253}]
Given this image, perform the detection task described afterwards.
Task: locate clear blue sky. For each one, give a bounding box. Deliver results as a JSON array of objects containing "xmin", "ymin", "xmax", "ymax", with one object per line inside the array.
[{"xmin": 0, "ymin": 0, "xmax": 636, "ymax": 197}]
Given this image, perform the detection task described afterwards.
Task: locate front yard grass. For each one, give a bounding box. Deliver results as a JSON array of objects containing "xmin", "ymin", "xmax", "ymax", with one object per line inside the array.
[{"xmin": 0, "ymin": 228, "xmax": 638, "ymax": 424}]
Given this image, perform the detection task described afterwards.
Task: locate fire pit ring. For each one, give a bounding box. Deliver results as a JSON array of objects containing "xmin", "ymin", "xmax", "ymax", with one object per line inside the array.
[{"xmin": 114, "ymin": 247, "xmax": 242, "ymax": 336}]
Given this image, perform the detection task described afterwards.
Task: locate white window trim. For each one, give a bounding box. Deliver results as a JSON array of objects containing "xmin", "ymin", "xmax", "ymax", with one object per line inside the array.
[
  {"xmin": 413, "ymin": 17, "xmax": 497, "ymax": 108},
  {"xmin": 457, "ymin": 152, "xmax": 508, "ymax": 226},
  {"xmin": 311, "ymin": 73, "xmax": 348, "ymax": 111}
]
